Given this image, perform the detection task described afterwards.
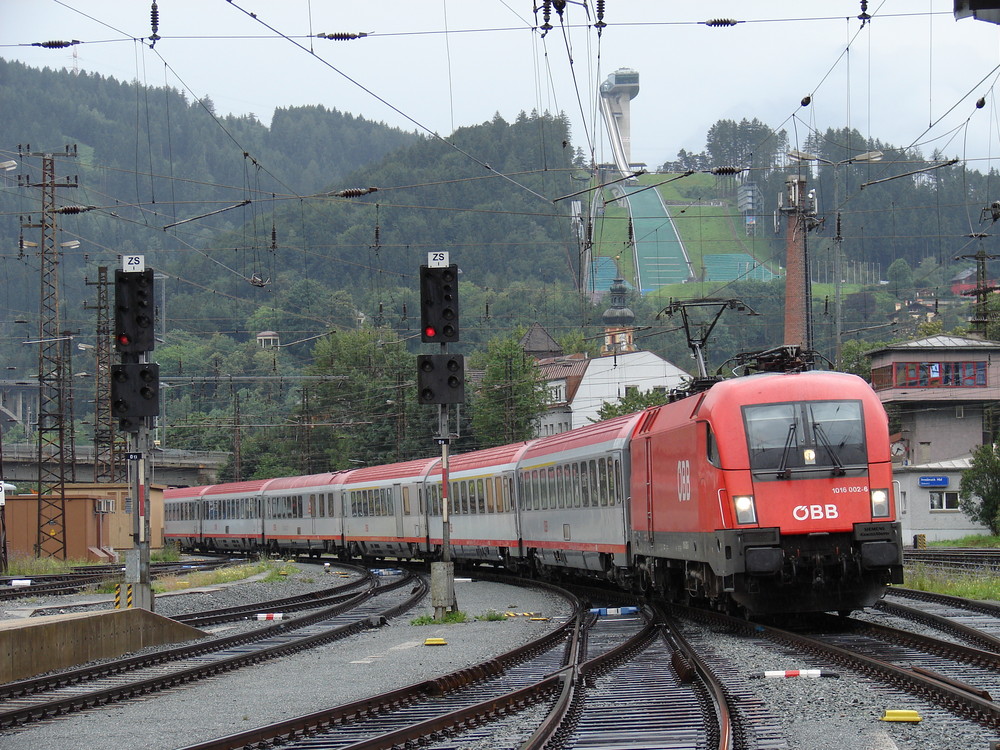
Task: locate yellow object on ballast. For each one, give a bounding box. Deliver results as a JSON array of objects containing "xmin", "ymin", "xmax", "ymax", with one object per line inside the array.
[
  {"xmin": 880, "ymin": 709, "xmax": 922, "ymax": 722},
  {"xmin": 424, "ymin": 637, "xmax": 448, "ymax": 646}
]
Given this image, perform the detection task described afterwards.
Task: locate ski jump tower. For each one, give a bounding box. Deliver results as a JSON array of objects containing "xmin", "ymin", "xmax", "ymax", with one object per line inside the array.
[{"xmin": 599, "ymin": 68, "xmax": 640, "ymax": 173}]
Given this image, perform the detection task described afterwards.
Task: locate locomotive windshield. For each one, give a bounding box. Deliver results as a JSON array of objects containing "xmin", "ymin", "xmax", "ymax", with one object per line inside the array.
[{"xmin": 742, "ymin": 399, "xmax": 867, "ymax": 476}]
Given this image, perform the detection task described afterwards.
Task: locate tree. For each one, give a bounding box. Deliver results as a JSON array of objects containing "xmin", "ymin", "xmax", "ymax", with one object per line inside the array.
[
  {"xmin": 469, "ymin": 333, "xmax": 548, "ymax": 448},
  {"xmin": 594, "ymin": 388, "xmax": 668, "ymax": 421},
  {"xmin": 959, "ymin": 443, "xmax": 1000, "ymax": 535},
  {"xmin": 886, "ymin": 258, "xmax": 914, "ymax": 300}
]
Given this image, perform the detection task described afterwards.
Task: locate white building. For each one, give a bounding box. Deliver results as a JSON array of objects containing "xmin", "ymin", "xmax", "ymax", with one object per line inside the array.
[{"xmin": 535, "ymin": 351, "xmax": 689, "ymax": 436}]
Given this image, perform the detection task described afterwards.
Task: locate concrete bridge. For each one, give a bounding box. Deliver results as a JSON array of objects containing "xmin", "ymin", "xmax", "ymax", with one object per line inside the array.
[{"xmin": 0, "ymin": 442, "xmax": 228, "ymax": 488}]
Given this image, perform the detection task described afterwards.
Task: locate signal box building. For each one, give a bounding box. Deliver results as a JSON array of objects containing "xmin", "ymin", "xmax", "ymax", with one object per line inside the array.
[
  {"xmin": 4, "ymin": 483, "xmax": 165, "ymax": 562},
  {"xmin": 869, "ymin": 334, "xmax": 1000, "ymax": 542}
]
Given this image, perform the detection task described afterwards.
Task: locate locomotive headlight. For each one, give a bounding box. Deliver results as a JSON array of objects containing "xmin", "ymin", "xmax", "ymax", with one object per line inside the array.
[
  {"xmin": 733, "ymin": 495, "xmax": 757, "ymax": 525},
  {"xmin": 870, "ymin": 488, "xmax": 890, "ymax": 519}
]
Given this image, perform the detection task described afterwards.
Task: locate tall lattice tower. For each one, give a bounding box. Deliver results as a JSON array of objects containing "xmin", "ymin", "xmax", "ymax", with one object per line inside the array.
[{"xmin": 19, "ymin": 145, "xmax": 78, "ymax": 557}]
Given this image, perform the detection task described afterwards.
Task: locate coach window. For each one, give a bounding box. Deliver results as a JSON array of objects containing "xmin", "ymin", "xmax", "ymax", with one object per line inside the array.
[
  {"xmin": 485, "ymin": 478, "xmax": 496, "ymax": 513},
  {"xmin": 599, "ymin": 458, "xmax": 612, "ymax": 506},
  {"xmin": 467, "ymin": 481, "xmax": 476, "ymax": 514},
  {"xmin": 587, "ymin": 460, "xmax": 597, "ymax": 505},
  {"xmin": 480, "ymin": 479, "xmax": 488, "ymax": 513},
  {"xmin": 402, "ymin": 487, "xmax": 411, "ymax": 515},
  {"xmin": 614, "ymin": 459, "xmax": 624, "ymax": 504},
  {"xmin": 544, "ymin": 467, "xmax": 556, "ymax": 509},
  {"xmin": 570, "ymin": 463, "xmax": 580, "ymax": 507}
]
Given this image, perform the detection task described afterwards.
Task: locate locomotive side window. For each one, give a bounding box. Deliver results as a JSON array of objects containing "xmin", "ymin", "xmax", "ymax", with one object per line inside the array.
[
  {"xmin": 743, "ymin": 400, "xmax": 866, "ymax": 476},
  {"xmin": 706, "ymin": 423, "xmax": 720, "ymax": 467}
]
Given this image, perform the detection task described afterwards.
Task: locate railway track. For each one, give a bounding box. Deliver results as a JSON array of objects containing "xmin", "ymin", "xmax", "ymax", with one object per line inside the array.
[
  {"xmin": 671, "ymin": 601, "xmax": 1000, "ymax": 733},
  {"xmin": 0, "ymin": 558, "xmax": 233, "ymax": 601},
  {"xmin": 904, "ymin": 547, "xmax": 1000, "ymax": 573},
  {"xmin": 0, "ymin": 568, "xmax": 421, "ymax": 730},
  {"xmin": 171, "ymin": 588, "xmax": 736, "ymax": 750}
]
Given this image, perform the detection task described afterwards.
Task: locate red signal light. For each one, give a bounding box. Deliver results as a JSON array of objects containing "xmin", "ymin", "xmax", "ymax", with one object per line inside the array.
[
  {"xmin": 117, "ymin": 333, "xmax": 132, "ymax": 346},
  {"xmin": 424, "ymin": 325, "xmax": 437, "ymax": 339}
]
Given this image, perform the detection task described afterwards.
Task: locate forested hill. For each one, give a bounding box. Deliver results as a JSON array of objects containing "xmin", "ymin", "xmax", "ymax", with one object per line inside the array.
[
  {"xmin": 1, "ymin": 58, "xmax": 579, "ymax": 353},
  {"xmin": 0, "ymin": 57, "xmax": 419, "ymax": 338},
  {"xmin": 0, "ymin": 57, "xmax": 419, "ymax": 197}
]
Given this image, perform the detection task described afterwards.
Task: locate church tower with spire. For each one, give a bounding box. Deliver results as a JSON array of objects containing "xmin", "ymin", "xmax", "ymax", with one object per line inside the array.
[{"xmin": 601, "ymin": 277, "xmax": 636, "ymax": 353}]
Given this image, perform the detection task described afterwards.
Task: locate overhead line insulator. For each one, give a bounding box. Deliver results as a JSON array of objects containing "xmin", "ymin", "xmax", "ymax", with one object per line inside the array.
[
  {"xmin": 31, "ymin": 40, "xmax": 81, "ymax": 49},
  {"xmin": 334, "ymin": 187, "xmax": 378, "ymax": 198},
  {"xmin": 704, "ymin": 19, "xmax": 738, "ymax": 27},
  {"xmin": 710, "ymin": 166, "xmax": 743, "ymax": 176},
  {"xmin": 316, "ymin": 32, "xmax": 369, "ymax": 41}
]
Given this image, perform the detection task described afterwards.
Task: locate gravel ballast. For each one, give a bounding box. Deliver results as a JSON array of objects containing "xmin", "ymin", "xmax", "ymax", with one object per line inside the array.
[
  {"xmin": 1, "ymin": 565, "xmax": 998, "ymax": 750},
  {"xmin": 0, "ymin": 563, "xmax": 571, "ymax": 750}
]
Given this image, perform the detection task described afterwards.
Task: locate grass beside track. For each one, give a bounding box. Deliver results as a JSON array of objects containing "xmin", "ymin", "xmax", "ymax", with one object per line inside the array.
[
  {"xmin": 3, "ymin": 552, "xmax": 299, "ymax": 595},
  {"xmin": 901, "ymin": 563, "xmax": 1000, "ymax": 602}
]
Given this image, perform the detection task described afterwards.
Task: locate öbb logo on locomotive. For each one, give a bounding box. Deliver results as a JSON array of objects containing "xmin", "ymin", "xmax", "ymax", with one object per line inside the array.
[
  {"xmin": 164, "ymin": 369, "xmax": 904, "ymax": 616},
  {"xmin": 792, "ymin": 504, "xmax": 840, "ymax": 521}
]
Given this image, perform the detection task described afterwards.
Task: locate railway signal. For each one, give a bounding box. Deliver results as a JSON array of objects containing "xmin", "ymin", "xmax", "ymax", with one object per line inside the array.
[
  {"xmin": 417, "ymin": 354, "xmax": 465, "ymax": 404},
  {"xmin": 114, "ymin": 268, "xmax": 155, "ymax": 352},
  {"xmin": 110, "ymin": 362, "xmax": 160, "ymax": 431},
  {"xmin": 419, "ymin": 264, "xmax": 459, "ymax": 343}
]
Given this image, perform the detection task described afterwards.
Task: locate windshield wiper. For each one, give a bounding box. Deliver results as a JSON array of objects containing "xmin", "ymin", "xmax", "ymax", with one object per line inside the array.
[
  {"xmin": 777, "ymin": 423, "xmax": 797, "ymax": 478},
  {"xmin": 813, "ymin": 423, "xmax": 846, "ymax": 476}
]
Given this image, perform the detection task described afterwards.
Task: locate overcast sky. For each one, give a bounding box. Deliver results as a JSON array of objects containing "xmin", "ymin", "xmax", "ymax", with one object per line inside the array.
[{"xmin": 4, "ymin": 1, "xmax": 1000, "ymax": 169}]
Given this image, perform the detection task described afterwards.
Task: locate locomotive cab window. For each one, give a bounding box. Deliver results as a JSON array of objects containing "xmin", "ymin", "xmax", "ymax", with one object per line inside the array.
[{"xmin": 743, "ymin": 400, "xmax": 866, "ymax": 476}]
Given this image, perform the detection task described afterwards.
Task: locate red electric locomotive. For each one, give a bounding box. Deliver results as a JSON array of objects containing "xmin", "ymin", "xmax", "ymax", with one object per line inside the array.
[{"xmin": 625, "ymin": 367, "xmax": 902, "ymax": 615}]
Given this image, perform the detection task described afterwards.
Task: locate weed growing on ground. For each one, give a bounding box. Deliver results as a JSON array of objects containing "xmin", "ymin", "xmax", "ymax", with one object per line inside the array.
[
  {"xmin": 475, "ymin": 610, "xmax": 507, "ymax": 621},
  {"xmin": 410, "ymin": 610, "xmax": 469, "ymax": 625}
]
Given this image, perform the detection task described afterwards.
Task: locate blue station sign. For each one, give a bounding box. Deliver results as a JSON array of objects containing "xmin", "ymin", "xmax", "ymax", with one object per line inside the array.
[{"xmin": 918, "ymin": 475, "xmax": 949, "ymax": 488}]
